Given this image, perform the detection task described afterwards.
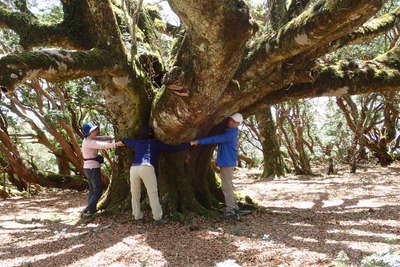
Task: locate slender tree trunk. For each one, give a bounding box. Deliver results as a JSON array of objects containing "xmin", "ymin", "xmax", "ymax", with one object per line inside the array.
[
  {"xmin": 7, "ymin": 173, "xmax": 28, "ymax": 192},
  {"xmin": 56, "ymin": 154, "xmax": 71, "ymax": 175},
  {"xmin": 255, "ymin": 108, "xmax": 285, "ymax": 179},
  {"xmin": 324, "ymin": 145, "xmax": 336, "ymax": 175},
  {"xmin": 350, "ymin": 139, "xmax": 359, "ymax": 174}
]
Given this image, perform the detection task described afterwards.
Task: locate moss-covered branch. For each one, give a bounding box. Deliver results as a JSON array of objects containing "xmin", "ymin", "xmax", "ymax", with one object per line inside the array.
[
  {"xmin": 329, "ymin": 6, "xmax": 400, "ymax": 51},
  {"xmin": 241, "ymin": 0, "xmax": 383, "ymax": 75},
  {"xmin": 207, "ymin": 0, "xmax": 385, "ymax": 124},
  {"xmin": 244, "ymin": 46, "xmax": 400, "ymax": 114},
  {"xmin": 207, "ymin": 0, "xmax": 387, "ymax": 125},
  {"xmin": 268, "ymin": 0, "xmax": 311, "ymax": 31},
  {"xmin": 0, "ymin": 6, "xmax": 85, "ymax": 50},
  {"xmin": 0, "ymin": 48, "xmax": 124, "ymax": 92}
]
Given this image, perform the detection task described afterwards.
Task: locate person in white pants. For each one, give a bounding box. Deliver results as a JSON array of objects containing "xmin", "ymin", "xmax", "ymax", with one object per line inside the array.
[
  {"xmin": 117, "ymin": 127, "xmax": 190, "ymax": 221},
  {"xmin": 129, "ymin": 164, "xmax": 162, "ymax": 220}
]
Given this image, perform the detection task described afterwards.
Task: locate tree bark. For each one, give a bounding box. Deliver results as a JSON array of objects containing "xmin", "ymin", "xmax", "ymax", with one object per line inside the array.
[
  {"xmin": 336, "ymin": 94, "xmax": 398, "ymax": 168},
  {"xmin": 0, "ymin": 0, "xmax": 399, "ymax": 215},
  {"xmin": 56, "ymin": 154, "xmax": 71, "ymax": 176},
  {"xmin": 255, "ymin": 108, "xmax": 285, "ymax": 179},
  {"xmin": 0, "ymin": 123, "xmax": 87, "ymax": 191}
]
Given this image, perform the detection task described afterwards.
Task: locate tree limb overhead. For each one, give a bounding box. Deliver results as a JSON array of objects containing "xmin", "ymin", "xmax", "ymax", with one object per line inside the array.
[
  {"xmin": 244, "ymin": 46, "xmax": 400, "ymax": 115},
  {"xmin": 329, "ymin": 6, "xmax": 400, "ymax": 52},
  {"xmin": 0, "ymin": 48, "xmax": 124, "ymax": 93}
]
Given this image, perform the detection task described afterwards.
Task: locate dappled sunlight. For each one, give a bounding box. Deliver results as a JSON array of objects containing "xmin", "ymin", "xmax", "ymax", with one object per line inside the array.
[
  {"xmin": 233, "ymin": 164, "xmax": 400, "ymax": 264},
  {"xmin": 322, "ymin": 199, "xmax": 345, "ymax": 208},
  {"xmin": 1, "ymin": 165, "xmax": 400, "ymax": 266}
]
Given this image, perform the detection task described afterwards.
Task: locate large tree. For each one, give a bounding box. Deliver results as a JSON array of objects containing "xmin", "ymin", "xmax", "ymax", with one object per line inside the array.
[{"xmin": 1, "ymin": 0, "xmax": 400, "ymax": 215}]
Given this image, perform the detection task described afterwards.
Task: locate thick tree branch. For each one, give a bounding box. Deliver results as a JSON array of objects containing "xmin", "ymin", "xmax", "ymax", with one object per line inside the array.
[
  {"xmin": 0, "ymin": 6, "xmax": 86, "ymax": 49},
  {"xmin": 268, "ymin": 0, "xmax": 311, "ymax": 31},
  {"xmin": 240, "ymin": 0, "xmax": 383, "ymax": 77},
  {"xmin": 0, "ymin": 48, "xmax": 124, "ymax": 93},
  {"xmin": 329, "ymin": 6, "xmax": 400, "ymax": 52},
  {"xmin": 168, "ymin": 0, "xmax": 251, "ymax": 43},
  {"xmin": 203, "ymin": 0, "xmax": 385, "ymax": 127},
  {"xmin": 268, "ymin": 0, "xmax": 288, "ymax": 31},
  {"xmin": 152, "ymin": 0, "xmax": 254, "ymax": 141},
  {"xmin": 244, "ymin": 46, "xmax": 400, "ymax": 115}
]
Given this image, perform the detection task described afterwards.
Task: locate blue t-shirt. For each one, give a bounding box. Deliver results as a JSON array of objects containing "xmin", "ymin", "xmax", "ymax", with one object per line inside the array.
[
  {"xmin": 122, "ymin": 139, "xmax": 190, "ymax": 167},
  {"xmin": 198, "ymin": 127, "xmax": 238, "ymax": 167}
]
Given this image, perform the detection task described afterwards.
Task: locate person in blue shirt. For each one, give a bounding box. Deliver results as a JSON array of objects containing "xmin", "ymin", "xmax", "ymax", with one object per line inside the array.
[
  {"xmin": 116, "ymin": 126, "xmax": 190, "ymax": 222},
  {"xmin": 191, "ymin": 113, "xmax": 244, "ymax": 218}
]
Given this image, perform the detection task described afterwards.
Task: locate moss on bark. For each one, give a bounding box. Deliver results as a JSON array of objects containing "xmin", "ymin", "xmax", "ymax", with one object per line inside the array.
[
  {"xmin": 256, "ymin": 108, "xmax": 286, "ymax": 179},
  {"xmin": 0, "ymin": 49, "xmax": 122, "ymax": 92},
  {"xmin": 158, "ymin": 149, "xmax": 221, "ymax": 217}
]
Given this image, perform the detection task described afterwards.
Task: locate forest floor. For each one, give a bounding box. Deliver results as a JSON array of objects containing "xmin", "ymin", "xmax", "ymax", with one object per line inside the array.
[{"xmin": 1, "ymin": 164, "xmax": 400, "ymax": 267}]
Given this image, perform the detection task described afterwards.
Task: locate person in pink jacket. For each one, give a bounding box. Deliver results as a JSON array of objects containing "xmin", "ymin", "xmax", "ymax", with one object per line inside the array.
[{"xmin": 81, "ymin": 122, "xmax": 123, "ymax": 218}]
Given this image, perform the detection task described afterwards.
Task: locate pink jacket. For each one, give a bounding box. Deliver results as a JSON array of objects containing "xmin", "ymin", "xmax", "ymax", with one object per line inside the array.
[{"xmin": 81, "ymin": 136, "xmax": 116, "ymax": 169}]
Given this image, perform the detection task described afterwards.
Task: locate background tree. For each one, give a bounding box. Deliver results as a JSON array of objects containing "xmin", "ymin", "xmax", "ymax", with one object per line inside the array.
[{"xmin": 243, "ymin": 109, "xmax": 286, "ymax": 179}]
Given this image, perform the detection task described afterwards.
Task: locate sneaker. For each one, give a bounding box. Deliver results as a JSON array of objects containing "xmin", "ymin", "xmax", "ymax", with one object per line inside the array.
[
  {"xmin": 236, "ymin": 209, "xmax": 252, "ymax": 215},
  {"xmin": 81, "ymin": 211, "xmax": 96, "ymax": 220},
  {"xmin": 153, "ymin": 218, "xmax": 168, "ymax": 226},
  {"xmin": 223, "ymin": 210, "xmax": 240, "ymax": 220},
  {"xmin": 79, "ymin": 210, "xmax": 89, "ymax": 218}
]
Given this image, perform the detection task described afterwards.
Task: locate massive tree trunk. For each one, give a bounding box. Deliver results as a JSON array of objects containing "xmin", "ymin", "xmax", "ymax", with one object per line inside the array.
[{"xmin": 1, "ymin": 0, "xmax": 400, "ymax": 214}]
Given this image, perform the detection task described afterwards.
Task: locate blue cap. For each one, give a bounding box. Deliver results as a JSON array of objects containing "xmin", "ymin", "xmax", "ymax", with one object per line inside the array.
[{"xmin": 82, "ymin": 122, "xmax": 99, "ymax": 137}]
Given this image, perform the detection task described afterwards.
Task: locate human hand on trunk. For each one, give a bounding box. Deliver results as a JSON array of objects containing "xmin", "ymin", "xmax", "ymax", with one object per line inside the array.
[
  {"xmin": 190, "ymin": 140, "xmax": 198, "ymax": 146},
  {"xmin": 115, "ymin": 141, "xmax": 125, "ymax": 147}
]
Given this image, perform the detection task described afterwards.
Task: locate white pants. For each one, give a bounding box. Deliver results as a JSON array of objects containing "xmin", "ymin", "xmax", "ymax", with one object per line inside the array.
[{"xmin": 129, "ymin": 165, "xmax": 163, "ymax": 221}]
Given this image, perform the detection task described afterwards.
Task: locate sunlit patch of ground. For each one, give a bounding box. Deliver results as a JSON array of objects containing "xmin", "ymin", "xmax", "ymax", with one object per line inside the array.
[{"xmin": 1, "ymin": 164, "xmax": 400, "ymax": 266}]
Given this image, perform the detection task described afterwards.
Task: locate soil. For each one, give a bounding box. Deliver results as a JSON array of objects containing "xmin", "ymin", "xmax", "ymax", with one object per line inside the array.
[{"xmin": 1, "ymin": 164, "xmax": 400, "ymax": 266}]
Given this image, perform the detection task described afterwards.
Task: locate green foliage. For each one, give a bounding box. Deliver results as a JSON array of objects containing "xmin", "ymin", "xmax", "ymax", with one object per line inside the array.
[
  {"xmin": 36, "ymin": 5, "xmax": 64, "ymax": 25},
  {"xmin": 0, "ymin": 0, "xmax": 399, "ymax": 189},
  {"xmin": 0, "ymin": 29, "xmax": 20, "ymax": 49},
  {"xmin": 328, "ymin": 0, "xmax": 400, "ymax": 62}
]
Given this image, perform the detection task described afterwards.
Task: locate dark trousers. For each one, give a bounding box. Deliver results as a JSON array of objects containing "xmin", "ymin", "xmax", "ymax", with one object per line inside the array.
[{"xmin": 83, "ymin": 168, "xmax": 103, "ymax": 213}]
